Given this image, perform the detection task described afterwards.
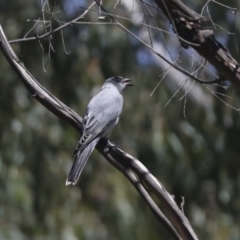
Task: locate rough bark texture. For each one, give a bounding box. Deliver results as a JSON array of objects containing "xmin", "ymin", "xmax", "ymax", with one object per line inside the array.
[{"xmin": 154, "ymin": 0, "xmax": 240, "ymax": 89}]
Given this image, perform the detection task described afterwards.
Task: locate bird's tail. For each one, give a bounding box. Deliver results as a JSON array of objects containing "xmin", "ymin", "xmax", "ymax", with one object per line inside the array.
[{"xmin": 66, "ymin": 138, "xmax": 99, "ymax": 186}]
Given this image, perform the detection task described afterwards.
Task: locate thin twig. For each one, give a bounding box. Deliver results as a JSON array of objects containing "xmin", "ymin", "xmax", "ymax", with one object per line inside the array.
[{"xmin": 9, "ymin": 1, "xmax": 96, "ymax": 44}]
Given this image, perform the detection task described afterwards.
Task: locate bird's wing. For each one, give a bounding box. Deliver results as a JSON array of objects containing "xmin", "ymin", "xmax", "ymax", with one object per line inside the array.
[
  {"xmin": 72, "ymin": 88, "xmax": 123, "ymax": 156},
  {"xmin": 72, "ymin": 114, "xmax": 113, "ymax": 155}
]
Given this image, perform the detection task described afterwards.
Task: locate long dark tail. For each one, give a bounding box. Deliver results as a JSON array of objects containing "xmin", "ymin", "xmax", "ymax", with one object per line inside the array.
[{"xmin": 66, "ymin": 138, "xmax": 99, "ymax": 185}]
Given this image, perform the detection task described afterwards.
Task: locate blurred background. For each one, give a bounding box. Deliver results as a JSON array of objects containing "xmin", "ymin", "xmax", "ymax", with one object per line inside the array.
[{"xmin": 0, "ymin": 0, "xmax": 240, "ymax": 239}]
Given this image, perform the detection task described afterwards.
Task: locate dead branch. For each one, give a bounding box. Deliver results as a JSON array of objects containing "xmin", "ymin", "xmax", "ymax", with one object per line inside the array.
[
  {"xmin": 9, "ymin": 1, "xmax": 96, "ymax": 44},
  {"xmin": 93, "ymin": 1, "xmax": 223, "ymax": 86},
  {"xmin": 153, "ymin": 0, "xmax": 240, "ymax": 90},
  {"xmin": 0, "ymin": 25, "xmax": 198, "ymax": 240}
]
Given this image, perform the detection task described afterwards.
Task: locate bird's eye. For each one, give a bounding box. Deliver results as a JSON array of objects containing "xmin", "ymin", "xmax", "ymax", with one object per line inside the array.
[{"xmin": 116, "ymin": 76, "xmax": 122, "ymax": 82}]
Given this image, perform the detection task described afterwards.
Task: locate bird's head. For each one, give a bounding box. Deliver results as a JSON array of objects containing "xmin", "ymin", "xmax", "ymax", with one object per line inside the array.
[{"xmin": 103, "ymin": 76, "xmax": 133, "ymax": 93}]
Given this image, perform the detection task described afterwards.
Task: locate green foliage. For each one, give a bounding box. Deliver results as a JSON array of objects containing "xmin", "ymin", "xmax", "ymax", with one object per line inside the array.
[{"xmin": 0, "ymin": 0, "xmax": 240, "ymax": 239}]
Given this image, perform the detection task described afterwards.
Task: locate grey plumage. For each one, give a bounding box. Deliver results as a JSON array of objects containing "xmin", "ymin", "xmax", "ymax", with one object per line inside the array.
[{"xmin": 66, "ymin": 76, "xmax": 133, "ymax": 185}]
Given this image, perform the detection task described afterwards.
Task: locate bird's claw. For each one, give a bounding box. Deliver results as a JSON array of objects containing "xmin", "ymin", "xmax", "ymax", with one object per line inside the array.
[{"xmin": 104, "ymin": 141, "xmax": 119, "ymax": 154}]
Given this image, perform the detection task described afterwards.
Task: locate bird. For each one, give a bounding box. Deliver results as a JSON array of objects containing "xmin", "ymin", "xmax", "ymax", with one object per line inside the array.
[{"xmin": 66, "ymin": 76, "xmax": 133, "ymax": 186}]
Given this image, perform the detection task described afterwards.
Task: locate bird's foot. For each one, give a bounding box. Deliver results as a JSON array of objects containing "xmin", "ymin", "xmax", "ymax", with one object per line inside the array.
[{"xmin": 104, "ymin": 141, "xmax": 119, "ymax": 154}]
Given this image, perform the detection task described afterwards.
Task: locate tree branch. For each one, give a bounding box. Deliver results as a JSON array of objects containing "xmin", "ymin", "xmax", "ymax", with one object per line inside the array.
[
  {"xmin": 9, "ymin": 1, "xmax": 96, "ymax": 44},
  {"xmin": 0, "ymin": 25, "xmax": 198, "ymax": 240},
  {"xmin": 153, "ymin": 0, "xmax": 240, "ymax": 90},
  {"xmin": 93, "ymin": 0, "xmax": 220, "ymax": 86}
]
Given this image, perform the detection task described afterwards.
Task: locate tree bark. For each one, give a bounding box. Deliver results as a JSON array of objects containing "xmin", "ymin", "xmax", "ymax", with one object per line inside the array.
[{"xmin": 153, "ymin": 0, "xmax": 240, "ymax": 89}]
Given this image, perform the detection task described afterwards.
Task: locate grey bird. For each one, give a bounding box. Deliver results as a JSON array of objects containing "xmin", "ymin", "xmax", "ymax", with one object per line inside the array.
[{"xmin": 66, "ymin": 76, "xmax": 133, "ymax": 185}]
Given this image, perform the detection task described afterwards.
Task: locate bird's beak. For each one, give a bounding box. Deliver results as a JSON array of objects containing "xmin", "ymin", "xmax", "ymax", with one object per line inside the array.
[{"xmin": 123, "ymin": 78, "xmax": 133, "ymax": 87}]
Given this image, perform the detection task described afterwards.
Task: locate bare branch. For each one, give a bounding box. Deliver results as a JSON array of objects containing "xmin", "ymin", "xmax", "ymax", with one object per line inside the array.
[
  {"xmin": 153, "ymin": 0, "xmax": 240, "ymax": 90},
  {"xmin": 94, "ymin": 1, "xmax": 219, "ymax": 85},
  {"xmin": 0, "ymin": 25, "xmax": 198, "ymax": 240},
  {"xmin": 104, "ymin": 142, "xmax": 198, "ymax": 240},
  {"xmin": 9, "ymin": 1, "xmax": 96, "ymax": 44}
]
